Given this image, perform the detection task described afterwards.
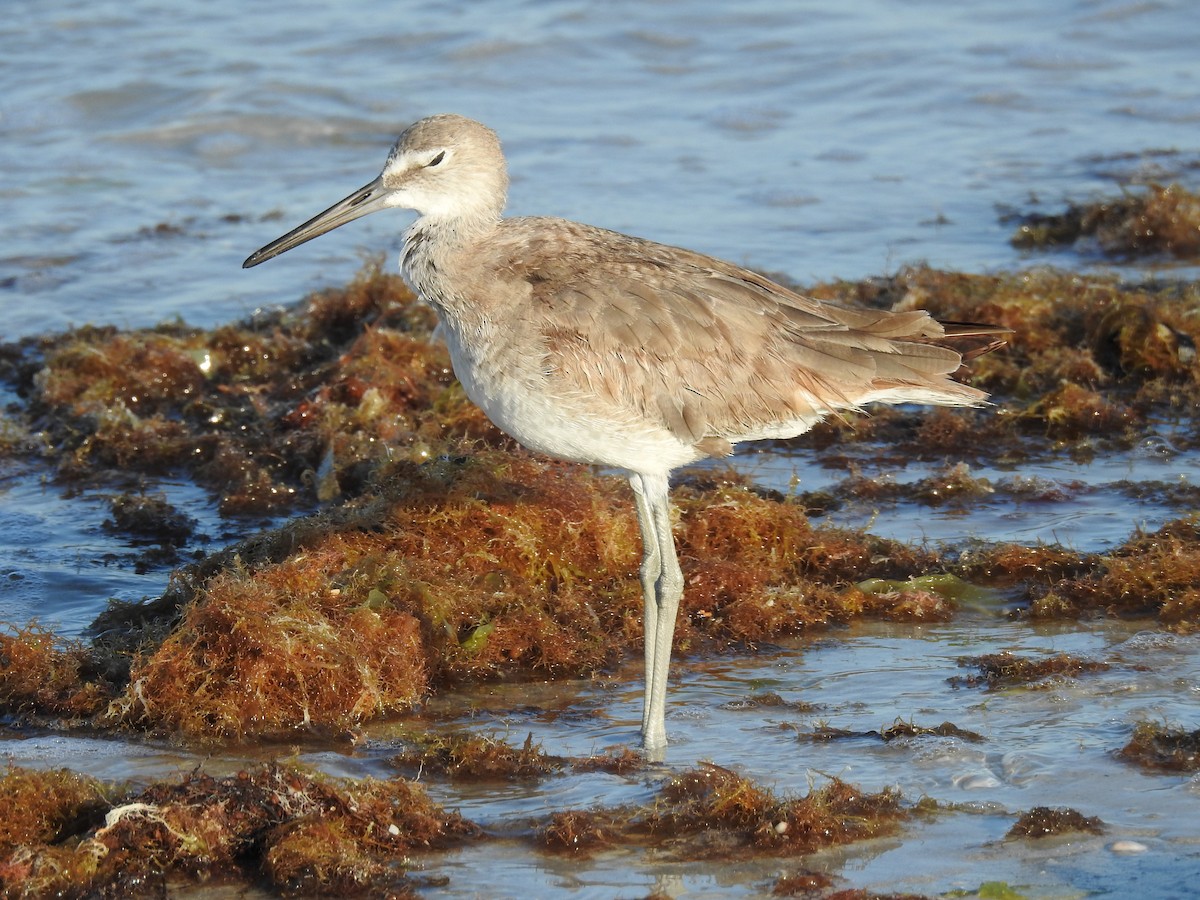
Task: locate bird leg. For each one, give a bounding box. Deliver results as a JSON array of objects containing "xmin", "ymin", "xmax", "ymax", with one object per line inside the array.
[
  {"xmin": 629, "ymin": 472, "xmax": 683, "ymax": 754},
  {"xmin": 630, "ymin": 474, "xmax": 661, "ymax": 735}
]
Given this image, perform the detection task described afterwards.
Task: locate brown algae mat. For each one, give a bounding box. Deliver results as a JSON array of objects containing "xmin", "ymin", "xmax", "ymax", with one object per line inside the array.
[
  {"xmin": 1008, "ymin": 181, "xmax": 1200, "ymax": 260},
  {"xmin": 0, "ymin": 755, "xmax": 919, "ymax": 897},
  {"xmin": 0, "ymin": 762, "xmax": 479, "ymax": 897},
  {"xmin": 2, "ymin": 262, "xmax": 1200, "ymax": 739},
  {"xmin": 2, "ymin": 257, "xmax": 1200, "ymax": 894}
]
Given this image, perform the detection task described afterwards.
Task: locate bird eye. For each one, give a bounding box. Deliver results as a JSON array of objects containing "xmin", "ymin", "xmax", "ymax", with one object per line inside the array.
[{"xmin": 427, "ymin": 151, "xmax": 446, "ymax": 167}]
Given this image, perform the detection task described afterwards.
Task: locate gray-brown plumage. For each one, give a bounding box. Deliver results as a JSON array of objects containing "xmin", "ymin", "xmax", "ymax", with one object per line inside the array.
[{"xmin": 244, "ymin": 114, "xmax": 1007, "ymax": 755}]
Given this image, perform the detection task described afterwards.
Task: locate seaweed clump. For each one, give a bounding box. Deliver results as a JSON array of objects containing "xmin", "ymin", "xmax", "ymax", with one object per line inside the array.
[
  {"xmin": 948, "ymin": 651, "xmax": 1109, "ymax": 689},
  {"xmin": 95, "ymin": 454, "xmax": 643, "ymax": 741},
  {"xmin": 390, "ymin": 732, "xmax": 563, "ymax": 781},
  {"xmin": 542, "ymin": 763, "xmax": 906, "ymax": 859},
  {"xmin": 804, "ymin": 266, "xmax": 1200, "ymax": 454},
  {"xmin": 1117, "ymin": 721, "xmax": 1200, "ymax": 772},
  {"xmin": 1029, "ymin": 518, "xmax": 1200, "ymax": 630},
  {"xmin": 771, "ymin": 871, "xmax": 835, "ymax": 896},
  {"xmin": 105, "ymin": 551, "xmax": 430, "ymax": 742},
  {"xmin": 954, "ymin": 520, "xmax": 1200, "ymax": 632},
  {"xmin": 775, "ymin": 867, "xmax": 935, "ymax": 898},
  {"xmin": 1009, "ymin": 182, "xmax": 1200, "ymax": 260},
  {"xmin": 0, "ymin": 624, "xmax": 115, "ymax": 721},
  {"xmin": 672, "ymin": 471, "xmax": 945, "ymax": 646},
  {"xmin": 570, "ymin": 747, "xmax": 649, "ymax": 776},
  {"xmin": 18, "ymin": 452, "xmax": 958, "ymax": 743},
  {"xmin": 0, "ymin": 767, "xmax": 113, "ymax": 853},
  {"xmin": 958, "ymin": 542, "xmax": 1092, "ymax": 587},
  {"xmin": 0, "ymin": 763, "xmax": 478, "ymax": 897},
  {"xmin": 104, "ymin": 491, "xmax": 196, "ymax": 546},
  {"xmin": 799, "ymin": 719, "xmax": 983, "ymax": 744},
  {"xmin": 1007, "ymin": 806, "xmax": 1105, "ymax": 839},
  {"xmin": 8, "ymin": 261, "xmax": 496, "ymax": 517}
]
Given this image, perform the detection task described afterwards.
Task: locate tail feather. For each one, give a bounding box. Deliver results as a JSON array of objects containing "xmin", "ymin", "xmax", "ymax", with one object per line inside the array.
[{"xmin": 934, "ymin": 321, "xmax": 1012, "ymax": 362}]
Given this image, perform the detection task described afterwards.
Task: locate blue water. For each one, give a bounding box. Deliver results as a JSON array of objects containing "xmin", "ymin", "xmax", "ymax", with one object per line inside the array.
[
  {"xmin": 3, "ymin": 1, "xmax": 1198, "ymax": 338},
  {"xmin": 2, "ymin": 2, "xmax": 1200, "ymax": 897}
]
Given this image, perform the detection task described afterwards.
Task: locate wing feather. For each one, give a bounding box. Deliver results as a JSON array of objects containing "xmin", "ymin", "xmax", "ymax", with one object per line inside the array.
[{"xmin": 478, "ymin": 218, "xmax": 1004, "ymax": 450}]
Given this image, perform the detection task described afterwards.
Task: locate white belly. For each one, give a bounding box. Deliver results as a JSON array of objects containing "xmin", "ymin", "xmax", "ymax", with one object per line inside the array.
[{"xmin": 442, "ymin": 325, "xmax": 699, "ymax": 475}]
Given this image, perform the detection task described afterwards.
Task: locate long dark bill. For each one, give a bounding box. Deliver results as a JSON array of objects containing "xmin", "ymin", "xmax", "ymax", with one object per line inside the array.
[{"xmin": 243, "ymin": 175, "xmax": 388, "ymax": 268}]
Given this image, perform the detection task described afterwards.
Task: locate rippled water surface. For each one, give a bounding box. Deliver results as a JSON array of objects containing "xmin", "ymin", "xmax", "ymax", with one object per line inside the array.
[
  {"xmin": 4, "ymin": 0, "xmax": 1199, "ymax": 337},
  {"xmin": 3, "ymin": 1, "xmax": 1200, "ymax": 897}
]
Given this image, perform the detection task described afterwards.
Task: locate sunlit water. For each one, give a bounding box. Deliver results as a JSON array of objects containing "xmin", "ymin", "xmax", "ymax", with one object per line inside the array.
[
  {"xmin": 3, "ymin": 1, "xmax": 1199, "ymax": 338},
  {"xmin": 744, "ymin": 437, "xmax": 1200, "ymax": 551},
  {"xmin": 2, "ymin": 1, "xmax": 1200, "ymax": 897}
]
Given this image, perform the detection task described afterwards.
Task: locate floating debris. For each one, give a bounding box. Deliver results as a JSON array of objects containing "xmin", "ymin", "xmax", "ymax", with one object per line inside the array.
[{"xmin": 1109, "ymin": 839, "xmax": 1150, "ymax": 854}]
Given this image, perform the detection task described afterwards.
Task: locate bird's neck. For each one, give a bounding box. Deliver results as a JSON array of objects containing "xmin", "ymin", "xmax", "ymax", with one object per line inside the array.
[{"xmin": 400, "ymin": 213, "xmax": 497, "ymax": 320}]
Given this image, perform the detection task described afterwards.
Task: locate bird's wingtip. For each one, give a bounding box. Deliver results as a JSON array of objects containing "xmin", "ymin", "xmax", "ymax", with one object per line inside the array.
[{"xmin": 935, "ymin": 321, "xmax": 1013, "ymax": 361}]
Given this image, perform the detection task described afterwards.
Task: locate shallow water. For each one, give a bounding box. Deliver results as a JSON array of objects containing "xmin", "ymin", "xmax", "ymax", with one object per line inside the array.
[
  {"xmin": 745, "ymin": 439, "xmax": 1200, "ymax": 551},
  {"xmin": 3, "ymin": 1, "xmax": 1200, "ymax": 897},
  {"xmin": 7, "ymin": 618, "xmax": 1199, "ymax": 897},
  {"xmin": 415, "ymin": 621, "xmax": 1200, "ymax": 898}
]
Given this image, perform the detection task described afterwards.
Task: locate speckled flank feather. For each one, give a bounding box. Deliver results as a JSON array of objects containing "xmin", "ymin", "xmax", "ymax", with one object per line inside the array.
[{"xmin": 409, "ymin": 211, "xmax": 996, "ymax": 472}]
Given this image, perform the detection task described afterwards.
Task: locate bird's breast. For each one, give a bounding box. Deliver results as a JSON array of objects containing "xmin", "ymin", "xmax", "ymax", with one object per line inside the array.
[{"xmin": 438, "ymin": 316, "xmax": 699, "ymax": 475}]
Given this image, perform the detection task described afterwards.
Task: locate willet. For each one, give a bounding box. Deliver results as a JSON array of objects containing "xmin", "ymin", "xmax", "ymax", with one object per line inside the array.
[{"xmin": 244, "ymin": 114, "xmax": 1006, "ymax": 754}]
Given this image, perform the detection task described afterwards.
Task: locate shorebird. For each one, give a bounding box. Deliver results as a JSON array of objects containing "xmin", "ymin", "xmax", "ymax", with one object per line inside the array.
[{"xmin": 244, "ymin": 114, "xmax": 1005, "ymax": 754}]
